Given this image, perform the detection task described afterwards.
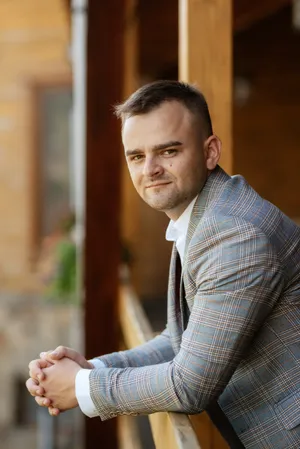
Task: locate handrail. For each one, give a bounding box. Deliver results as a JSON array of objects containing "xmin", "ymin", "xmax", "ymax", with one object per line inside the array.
[{"xmin": 119, "ymin": 284, "xmax": 202, "ymax": 449}]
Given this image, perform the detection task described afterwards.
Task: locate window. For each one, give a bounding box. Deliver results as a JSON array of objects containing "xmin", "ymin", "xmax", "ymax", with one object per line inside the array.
[{"xmin": 38, "ymin": 86, "xmax": 72, "ymax": 238}]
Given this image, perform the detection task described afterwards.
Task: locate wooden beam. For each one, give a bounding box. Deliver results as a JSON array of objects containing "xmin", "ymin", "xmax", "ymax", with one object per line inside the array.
[
  {"xmin": 121, "ymin": 0, "xmax": 141, "ymax": 291},
  {"xmin": 234, "ymin": 0, "xmax": 291, "ymax": 32},
  {"xmin": 118, "ymin": 414, "xmax": 142, "ymax": 449},
  {"xmin": 179, "ymin": 0, "xmax": 233, "ymax": 174},
  {"xmin": 178, "ymin": 3, "xmax": 232, "ymax": 446},
  {"xmin": 85, "ymin": 1, "xmax": 125, "ymax": 448}
]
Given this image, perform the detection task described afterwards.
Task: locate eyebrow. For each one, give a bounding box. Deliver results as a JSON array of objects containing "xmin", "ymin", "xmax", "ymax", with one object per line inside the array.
[{"xmin": 125, "ymin": 140, "xmax": 183, "ymax": 157}]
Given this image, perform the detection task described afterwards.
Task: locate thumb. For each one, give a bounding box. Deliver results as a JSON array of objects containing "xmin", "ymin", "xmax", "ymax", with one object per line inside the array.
[{"xmin": 40, "ymin": 349, "xmax": 62, "ymax": 362}]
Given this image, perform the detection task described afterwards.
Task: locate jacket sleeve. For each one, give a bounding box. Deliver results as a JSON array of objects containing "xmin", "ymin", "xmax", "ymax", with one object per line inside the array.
[
  {"xmin": 93, "ymin": 328, "xmax": 175, "ymax": 368},
  {"xmin": 88, "ymin": 217, "xmax": 284, "ymax": 420}
]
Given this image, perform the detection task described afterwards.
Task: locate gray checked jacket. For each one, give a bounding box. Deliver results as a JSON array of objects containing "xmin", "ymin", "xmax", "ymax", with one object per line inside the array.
[{"xmin": 90, "ymin": 166, "xmax": 300, "ymax": 449}]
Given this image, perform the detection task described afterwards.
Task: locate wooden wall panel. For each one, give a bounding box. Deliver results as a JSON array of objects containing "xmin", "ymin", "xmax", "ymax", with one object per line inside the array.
[
  {"xmin": 233, "ymin": 6, "xmax": 300, "ymax": 218},
  {"xmin": 138, "ymin": 0, "xmax": 178, "ymax": 80},
  {"xmin": 234, "ymin": 0, "xmax": 291, "ymax": 31}
]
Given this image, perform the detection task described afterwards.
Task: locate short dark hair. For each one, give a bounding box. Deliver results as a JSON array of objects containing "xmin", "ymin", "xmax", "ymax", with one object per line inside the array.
[{"xmin": 114, "ymin": 80, "xmax": 213, "ymax": 138}]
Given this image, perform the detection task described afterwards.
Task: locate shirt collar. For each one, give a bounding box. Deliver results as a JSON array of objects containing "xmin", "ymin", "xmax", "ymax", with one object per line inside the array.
[{"xmin": 165, "ymin": 196, "xmax": 198, "ymax": 243}]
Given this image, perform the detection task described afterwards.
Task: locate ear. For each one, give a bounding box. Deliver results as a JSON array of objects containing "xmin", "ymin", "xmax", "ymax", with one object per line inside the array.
[{"xmin": 204, "ymin": 135, "xmax": 221, "ymax": 170}]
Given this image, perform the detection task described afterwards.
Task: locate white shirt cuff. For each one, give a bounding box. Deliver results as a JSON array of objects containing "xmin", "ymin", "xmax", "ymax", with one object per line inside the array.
[
  {"xmin": 75, "ymin": 369, "xmax": 98, "ymax": 417},
  {"xmin": 88, "ymin": 358, "xmax": 106, "ymax": 369}
]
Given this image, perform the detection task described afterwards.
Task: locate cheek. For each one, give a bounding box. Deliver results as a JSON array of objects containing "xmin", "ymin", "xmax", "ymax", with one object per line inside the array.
[
  {"xmin": 128, "ymin": 167, "xmax": 142, "ymax": 188},
  {"xmin": 176, "ymin": 162, "xmax": 193, "ymax": 179},
  {"xmin": 179, "ymin": 160, "xmax": 204, "ymax": 186}
]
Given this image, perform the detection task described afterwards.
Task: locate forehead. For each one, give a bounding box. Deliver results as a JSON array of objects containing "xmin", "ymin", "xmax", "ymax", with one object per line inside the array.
[{"xmin": 122, "ymin": 101, "xmax": 196, "ymax": 150}]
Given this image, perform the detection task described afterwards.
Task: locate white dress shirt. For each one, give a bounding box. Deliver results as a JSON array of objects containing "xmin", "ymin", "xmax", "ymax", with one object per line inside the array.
[
  {"xmin": 75, "ymin": 196, "xmax": 198, "ymax": 417},
  {"xmin": 165, "ymin": 196, "xmax": 197, "ymax": 263},
  {"xmin": 75, "ymin": 358, "xmax": 106, "ymax": 417}
]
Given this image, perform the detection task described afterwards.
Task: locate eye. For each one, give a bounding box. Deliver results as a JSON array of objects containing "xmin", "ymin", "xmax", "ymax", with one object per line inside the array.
[
  {"xmin": 130, "ymin": 154, "xmax": 144, "ymax": 162},
  {"xmin": 162, "ymin": 149, "xmax": 177, "ymax": 156}
]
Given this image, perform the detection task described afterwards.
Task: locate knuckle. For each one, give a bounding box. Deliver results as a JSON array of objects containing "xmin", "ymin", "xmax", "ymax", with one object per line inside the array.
[
  {"xmin": 28, "ymin": 360, "xmax": 35, "ymax": 369},
  {"xmin": 28, "ymin": 388, "xmax": 37, "ymax": 397},
  {"xmin": 35, "ymin": 397, "xmax": 46, "ymax": 407},
  {"xmin": 25, "ymin": 378, "xmax": 31, "ymax": 389},
  {"xmin": 31, "ymin": 359, "xmax": 40, "ymax": 370}
]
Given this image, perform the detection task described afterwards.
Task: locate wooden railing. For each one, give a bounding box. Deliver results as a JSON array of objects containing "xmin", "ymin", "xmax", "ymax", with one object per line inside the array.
[{"xmin": 119, "ymin": 284, "xmax": 229, "ymax": 449}]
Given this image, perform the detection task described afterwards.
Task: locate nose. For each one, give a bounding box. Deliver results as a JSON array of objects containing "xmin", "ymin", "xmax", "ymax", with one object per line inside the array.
[{"xmin": 143, "ymin": 155, "xmax": 163, "ymax": 178}]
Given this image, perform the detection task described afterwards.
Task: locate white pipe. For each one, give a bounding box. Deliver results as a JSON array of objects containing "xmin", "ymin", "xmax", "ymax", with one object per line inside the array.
[
  {"xmin": 70, "ymin": 0, "xmax": 87, "ymax": 309},
  {"xmin": 69, "ymin": 1, "xmax": 88, "ymax": 444},
  {"xmin": 293, "ymin": 0, "xmax": 300, "ymax": 30},
  {"xmin": 71, "ymin": 0, "xmax": 87, "ymax": 247}
]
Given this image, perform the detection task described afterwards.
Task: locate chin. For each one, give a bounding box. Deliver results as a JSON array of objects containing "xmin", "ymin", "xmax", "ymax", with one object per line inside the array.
[
  {"xmin": 143, "ymin": 199, "xmax": 166, "ymax": 210},
  {"xmin": 143, "ymin": 192, "xmax": 181, "ymax": 211}
]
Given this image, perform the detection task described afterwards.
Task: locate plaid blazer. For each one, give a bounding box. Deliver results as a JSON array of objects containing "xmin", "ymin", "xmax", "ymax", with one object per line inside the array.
[{"xmin": 91, "ymin": 166, "xmax": 300, "ymax": 449}]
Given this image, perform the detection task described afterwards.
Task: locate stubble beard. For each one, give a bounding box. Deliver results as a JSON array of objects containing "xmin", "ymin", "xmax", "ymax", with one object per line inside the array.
[{"xmin": 143, "ymin": 186, "xmax": 189, "ymax": 213}]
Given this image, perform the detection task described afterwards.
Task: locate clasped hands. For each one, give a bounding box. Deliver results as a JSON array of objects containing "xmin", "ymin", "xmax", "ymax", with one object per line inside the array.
[{"xmin": 26, "ymin": 346, "xmax": 93, "ymax": 416}]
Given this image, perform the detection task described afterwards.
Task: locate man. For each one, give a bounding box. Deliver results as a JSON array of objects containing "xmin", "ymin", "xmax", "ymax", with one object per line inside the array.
[{"xmin": 27, "ymin": 81, "xmax": 300, "ymax": 448}]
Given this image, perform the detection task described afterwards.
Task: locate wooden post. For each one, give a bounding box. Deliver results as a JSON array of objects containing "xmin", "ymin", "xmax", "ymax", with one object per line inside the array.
[
  {"xmin": 85, "ymin": 1, "xmax": 125, "ymax": 448},
  {"xmin": 179, "ymin": 2, "xmax": 232, "ymax": 447},
  {"xmin": 179, "ymin": 0, "xmax": 233, "ymax": 174}
]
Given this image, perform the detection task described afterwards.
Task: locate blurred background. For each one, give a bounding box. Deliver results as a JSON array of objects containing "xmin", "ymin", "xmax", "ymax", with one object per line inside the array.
[{"xmin": 0, "ymin": 1, "xmax": 299, "ymax": 449}]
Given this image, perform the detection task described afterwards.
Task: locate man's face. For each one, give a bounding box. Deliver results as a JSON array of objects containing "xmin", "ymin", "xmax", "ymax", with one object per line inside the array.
[{"xmin": 122, "ymin": 101, "xmax": 219, "ymax": 220}]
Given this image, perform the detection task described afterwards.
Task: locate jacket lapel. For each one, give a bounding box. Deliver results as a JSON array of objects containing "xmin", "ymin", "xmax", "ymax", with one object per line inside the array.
[
  {"xmin": 168, "ymin": 166, "xmax": 231, "ymax": 354},
  {"xmin": 183, "ymin": 166, "xmax": 231, "ymax": 270}
]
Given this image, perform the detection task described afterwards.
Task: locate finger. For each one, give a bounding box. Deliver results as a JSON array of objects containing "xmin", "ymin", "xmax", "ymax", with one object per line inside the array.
[
  {"xmin": 40, "ymin": 347, "xmax": 66, "ymax": 363},
  {"xmin": 47, "ymin": 346, "xmax": 74, "ymax": 360},
  {"xmin": 28, "ymin": 359, "xmax": 50, "ymax": 380},
  {"xmin": 35, "ymin": 396, "xmax": 52, "ymax": 407},
  {"xmin": 48, "ymin": 406, "xmax": 60, "ymax": 416},
  {"xmin": 26, "ymin": 378, "xmax": 45, "ymax": 397},
  {"xmin": 46, "ymin": 346, "xmax": 86, "ymax": 366},
  {"xmin": 40, "ymin": 350, "xmax": 54, "ymax": 361}
]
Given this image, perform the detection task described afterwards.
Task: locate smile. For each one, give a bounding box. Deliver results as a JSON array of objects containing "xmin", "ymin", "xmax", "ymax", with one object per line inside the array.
[{"xmin": 146, "ymin": 182, "xmax": 172, "ymax": 188}]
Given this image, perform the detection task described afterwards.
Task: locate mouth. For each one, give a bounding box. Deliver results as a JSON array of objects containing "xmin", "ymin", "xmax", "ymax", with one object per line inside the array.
[{"xmin": 145, "ymin": 182, "xmax": 172, "ymax": 189}]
